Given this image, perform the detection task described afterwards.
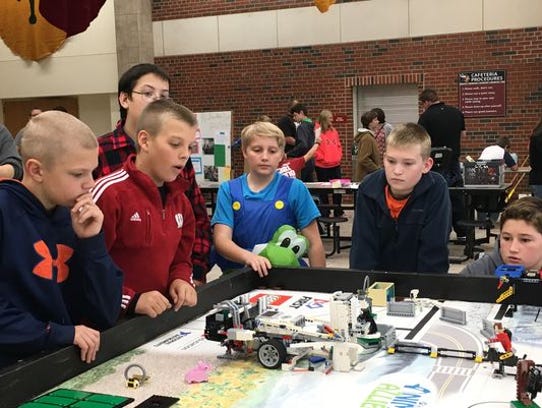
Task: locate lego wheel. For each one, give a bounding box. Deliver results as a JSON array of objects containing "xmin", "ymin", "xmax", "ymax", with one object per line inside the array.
[{"xmin": 257, "ymin": 339, "xmax": 287, "ymax": 369}]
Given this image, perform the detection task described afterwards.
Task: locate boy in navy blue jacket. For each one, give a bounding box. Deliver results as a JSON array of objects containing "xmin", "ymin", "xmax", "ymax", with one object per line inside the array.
[
  {"xmin": 0, "ymin": 111, "xmax": 123, "ymax": 368},
  {"xmin": 350, "ymin": 123, "xmax": 451, "ymax": 274}
]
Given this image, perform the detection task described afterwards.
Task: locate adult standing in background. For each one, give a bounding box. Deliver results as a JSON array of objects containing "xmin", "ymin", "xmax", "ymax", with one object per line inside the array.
[
  {"xmin": 529, "ymin": 117, "xmax": 542, "ymax": 198},
  {"xmin": 289, "ymin": 103, "xmax": 316, "ymax": 182},
  {"xmin": 30, "ymin": 108, "xmax": 42, "ymax": 118},
  {"xmin": 93, "ymin": 63, "xmax": 211, "ymax": 285},
  {"xmin": 14, "ymin": 108, "xmax": 43, "ymax": 149},
  {"xmin": 276, "ymin": 99, "xmax": 299, "ymax": 155},
  {"xmin": 314, "ymin": 109, "xmax": 343, "ymax": 216},
  {"xmin": 0, "ymin": 124, "xmax": 23, "ymax": 180},
  {"xmin": 418, "ymin": 88, "xmax": 467, "ymax": 240},
  {"xmin": 371, "ymin": 107, "xmax": 393, "ymax": 160},
  {"xmin": 352, "ymin": 110, "xmax": 381, "ymax": 182}
]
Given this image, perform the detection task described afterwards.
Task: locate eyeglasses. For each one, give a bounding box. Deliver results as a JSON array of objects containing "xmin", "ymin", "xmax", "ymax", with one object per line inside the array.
[{"xmin": 132, "ymin": 90, "xmax": 170, "ymax": 101}]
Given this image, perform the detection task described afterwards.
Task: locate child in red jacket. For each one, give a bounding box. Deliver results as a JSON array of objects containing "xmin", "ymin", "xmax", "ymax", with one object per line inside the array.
[{"xmin": 93, "ymin": 100, "xmax": 198, "ymax": 318}]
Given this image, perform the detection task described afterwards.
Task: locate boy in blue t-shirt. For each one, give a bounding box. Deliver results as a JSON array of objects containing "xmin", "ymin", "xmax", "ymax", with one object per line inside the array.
[{"xmin": 212, "ymin": 121, "xmax": 326, "ymax": 277}]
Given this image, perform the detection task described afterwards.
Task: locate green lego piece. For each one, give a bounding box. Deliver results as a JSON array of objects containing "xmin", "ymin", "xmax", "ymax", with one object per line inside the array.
[{"xmin": 510, "ymin": 401, "xmax": 541, "ymax": 408}]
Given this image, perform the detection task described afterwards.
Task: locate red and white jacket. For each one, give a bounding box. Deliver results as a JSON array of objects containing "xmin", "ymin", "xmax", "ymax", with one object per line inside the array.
[{"xmin": 92, "ymin": 155, "xmax": 195, "ymax": 314}]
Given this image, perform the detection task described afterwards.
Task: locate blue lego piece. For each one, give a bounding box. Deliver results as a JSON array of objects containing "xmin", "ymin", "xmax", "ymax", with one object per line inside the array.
[
  {"xmin": 494, "ymin": 264, "xmax": 524, "ymax": 278},
  {"xmin": 308, "ymin": 356, "xmax": 326, "ymax": 364}
]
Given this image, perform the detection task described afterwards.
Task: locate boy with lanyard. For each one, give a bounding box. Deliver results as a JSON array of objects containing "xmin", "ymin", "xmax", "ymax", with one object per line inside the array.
[
  {"xmin": 93, "ymin": 100, "xmax": 198, "ymax": 318},
  {"xmin": 212, "ymin": 121, "xmax": 326, "ymax": 277},
  {"xmin": 461, "ymin": 196, "xmax": 542, "ymax": 276},
  {"xmin": 0, "ymin": 111, "xmax": 123, "ymax": 368},
  {"xmin": 350, "ymin": 123, "xmax": 451, "ymax": 274}
]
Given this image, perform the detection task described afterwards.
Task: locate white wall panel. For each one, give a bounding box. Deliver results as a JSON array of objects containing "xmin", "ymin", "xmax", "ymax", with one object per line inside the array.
[
  {"xmin": 410, "ymin": 0, "xmax": 483, "ymax": 37},
  {"xmin": 162, "ymin": 16, "xmax": 219, "ymax": 56},
  {"xmin": 219, "ymin": 11, "xmax": 277, "ymax": 52},
  {"xmin": 484, "ymin": 0, "xmax": 542, "ymax": 30},
  {"xmin": 278, "ymin": 6, "xmax": 341, "ymax": 48},
  {"xmin": 341, "ymin": 0, "xmax": 409, "ymax": 43}
]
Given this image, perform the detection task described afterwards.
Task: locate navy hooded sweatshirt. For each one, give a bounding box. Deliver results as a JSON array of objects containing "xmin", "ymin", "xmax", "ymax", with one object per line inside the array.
[{"xmin": 0, "ymin": 180, "xmax": 123, "ymax": 368}]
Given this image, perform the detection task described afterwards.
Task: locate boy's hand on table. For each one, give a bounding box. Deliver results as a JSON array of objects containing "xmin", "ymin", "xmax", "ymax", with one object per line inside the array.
[
  {"xmin": 71, "ymin": 193, "xmax": 103, "ymax": 238},
  {"xmin": 73, "ymin": 325, "xmax": 100, "ymax": 364},
  {"xmin": 169, "ymin": 279, "xmax": 197, "ymax": 310},
  {"xmin": 244, "ymin": 253, "xmax": 272, "ymax": 278},
  {"xmin": 135, "ymin": 291, "xmax": 171, "ymax": 318}
]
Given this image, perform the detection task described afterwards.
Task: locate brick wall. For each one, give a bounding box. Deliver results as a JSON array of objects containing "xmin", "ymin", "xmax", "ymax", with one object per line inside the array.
[
  {"xmin": 152, "ymin": 0, "xmax": 316, "ymax": 20},
  {"xmin": 157, "ymin": 27, "xmax": 542, "ymax": 190}
]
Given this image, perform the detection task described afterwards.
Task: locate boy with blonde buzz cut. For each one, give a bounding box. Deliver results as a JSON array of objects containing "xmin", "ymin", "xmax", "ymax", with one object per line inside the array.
[
  {"xmin": 0, "ymin": 111, "xmax": 123, "ymax": 368},
  {"xmin": 93, "ymin": 100, "xmax": 197, "ymax": 319},
  {"xmin": 212, "ymin": 121, "xmax": 325, "ymax": 277},
  {"xmin": 350, "ymin": 123, "xmax": 452, "ymax": 274}
]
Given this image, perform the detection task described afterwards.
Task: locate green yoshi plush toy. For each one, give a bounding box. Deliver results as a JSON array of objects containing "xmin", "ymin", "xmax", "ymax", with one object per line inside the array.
[{"xmin": 252, "ymin": 225, "xmax": 308, "ymax": 267}]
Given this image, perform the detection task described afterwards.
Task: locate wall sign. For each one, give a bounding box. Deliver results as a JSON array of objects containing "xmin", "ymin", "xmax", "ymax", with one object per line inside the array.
[
  {"xmin": 192, "ymin": 111, "xmax": 232, "ymax": 183},
  {"xmin": 458, "ymin": 70, "xmax": 506, "ymax": 118}
]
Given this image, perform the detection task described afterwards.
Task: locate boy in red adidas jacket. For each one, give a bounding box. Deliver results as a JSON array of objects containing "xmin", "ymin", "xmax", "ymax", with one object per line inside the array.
[{"xmin": 93, "ymin": 100, "xmax": 197, "ymax": 318}]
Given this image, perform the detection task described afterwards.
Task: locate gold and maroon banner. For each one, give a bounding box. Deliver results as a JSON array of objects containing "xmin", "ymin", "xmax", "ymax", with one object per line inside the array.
[{"xmin": 0, "ymin": 0, "xmax": 106, "ymax": 61}]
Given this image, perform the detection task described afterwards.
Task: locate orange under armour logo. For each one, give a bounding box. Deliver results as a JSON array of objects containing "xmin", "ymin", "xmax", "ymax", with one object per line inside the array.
[{"xmin": 32, "ymin": 241, "xmax": 74, "ymax": 283}]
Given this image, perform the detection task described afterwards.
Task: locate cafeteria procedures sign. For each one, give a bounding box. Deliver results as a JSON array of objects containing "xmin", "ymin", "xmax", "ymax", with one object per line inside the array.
[{"xmin": 458, "ymin": 70, "xmax": 506, "ymax": 117}]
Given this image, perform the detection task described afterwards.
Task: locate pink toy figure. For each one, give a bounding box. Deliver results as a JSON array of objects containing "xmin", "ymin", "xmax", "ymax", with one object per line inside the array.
[{"xmin": 184, "ymin": 361, "xmax": 213, "ymax": 384}]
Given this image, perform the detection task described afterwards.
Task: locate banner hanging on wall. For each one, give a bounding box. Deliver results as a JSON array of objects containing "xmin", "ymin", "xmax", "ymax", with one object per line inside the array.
[
  {"xmin": 458, "ymin": 70, "xmax": 506, "ymax": 118},
  {"xmin": 0, "ymin": 0, "xmax": 106, "ymax": 61}
]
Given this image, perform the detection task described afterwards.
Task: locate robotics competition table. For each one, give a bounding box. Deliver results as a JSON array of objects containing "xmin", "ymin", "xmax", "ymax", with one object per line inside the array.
[{"xmin": 2, "ymin": 268, "xmax": 541, "ymax": 408}]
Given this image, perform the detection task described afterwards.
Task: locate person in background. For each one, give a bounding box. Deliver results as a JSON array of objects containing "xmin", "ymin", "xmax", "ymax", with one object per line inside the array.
[
  {"xmin": 93, "ymin": 63, "xmax": 211, "ymax": 286},
  {"xmin": 276, "ymin": 99, "xmax": 299, "ymax": 156},
  {"xmin": 352, "ymin": 110, "xmax": 381, "ymax": 182},
  {"xmin": 418, "ymin": 88, "xmax": 467, "ymax": 241},
  {"xmin": 14, "ymin": 108, "xmax": 43, "ymax": 152},
  {"xmin": 0, "ymin": 123, "xmax": 23, "ymax": 180},
  {"xmin": 289, "ymin": 103, "xmax": 316, "ymax": 182},
  {"xmin": 529, "ymin": 117, "xmax": 542, "ymax": 198},
  {"xmin": 212, "ymin": 121, "xmax": 325, "ymax": 277},
  {"xmin": 314, "ymin": 109, "xmax": 344, "ymax": 217},
  {"xmin": 51, "ymin": 106, "xmax": 68, "ymax": 113},
  {"xmin": 350, "ymin": 123, "xmax": 451, "ymax": 274},
  {"xmin": 278, "ymin": 132, "xmax": 321, "ymax": 179},
  {"xmin": 477, "ymin": 136, "xmax": 518, "ymax": 224},
  {"xmin": 371, "ymin": 107, "xmax": 393, "ymax": 160},
  {"xmin": 93, "ymin": 100, "xmax": 198, "ymax": 318},
  {"xmin": 0, "ymin": 111, "xmax": 123, "ymax": 368},
  {"xmin": 479, "ymin": 136, "xmax": 518, "ymax": 171},
  {"xmin": 461, "ymin": 196, "xmax": 542, "ymax": 275},
  {"xmin": 30, "ymin": 108, "xmax": 42, "ymax": 118}
]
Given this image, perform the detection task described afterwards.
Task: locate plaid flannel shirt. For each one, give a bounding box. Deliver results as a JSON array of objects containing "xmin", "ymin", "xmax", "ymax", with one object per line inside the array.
[{"xmin": 95, "ymin": 122, "xmax": 211, "ymax": 281}]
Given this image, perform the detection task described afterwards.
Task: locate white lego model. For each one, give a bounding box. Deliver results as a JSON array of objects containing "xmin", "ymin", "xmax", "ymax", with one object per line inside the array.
[{"xmin": 204, "ymin": 288, "xmax": 395, "ymax": 372}]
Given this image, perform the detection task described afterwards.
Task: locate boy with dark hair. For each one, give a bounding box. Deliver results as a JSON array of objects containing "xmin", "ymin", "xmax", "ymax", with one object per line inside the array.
[
  {"xmin": 461, "ymin": 196, "xmax": 542, "ymax": 275},
  {"xmin": 94, "ymin": 63, "xmax": 211, "ymax": 285},
  {"xmin": 0, "ymin": 111, "xmax": 123, "ymax": 368},
  {"xmin": 350, "ymin": 123, "xmax": 451, "ymax": 274},
  {"xmin": 289, "ymin": 103, "xmax": 316, "ymax": 182},
  {"xmin": 93, "ymin": 100, "xmax": 198, "ymax": 318}
]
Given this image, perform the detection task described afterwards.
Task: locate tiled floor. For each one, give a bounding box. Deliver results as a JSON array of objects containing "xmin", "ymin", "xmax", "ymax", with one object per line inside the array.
[{"xmin": 206, "ymin": 209, "xmax": 499, "ymax": 281}]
